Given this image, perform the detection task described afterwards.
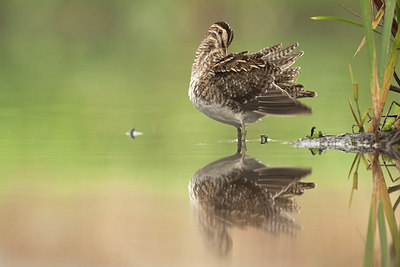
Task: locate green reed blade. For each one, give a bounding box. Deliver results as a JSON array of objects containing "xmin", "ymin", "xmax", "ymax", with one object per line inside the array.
[
  {"xmin": 378, "ymin": 176, "xmax": 400, "ymax": 265},
  {"xmin": 360, "ymin": 154, "xmax": 370, "ymax": 169},
  {"xmin": 348, "ymin": 154, "xmax": 360, "ymax": 179},
  {"xmin": 359, "ymin": 107, "xmax": 372, "ymax": 132},
  {"xmin": 363, "ymin": 200, "xmax": 376, "ymax": 267},
  {"xmin": 360, "ymin": 0, "xmax": 375, "ymax": 74},
  {"xmin": 311, "ymin": 16, "xmax": 381, "ymax": 34},
  {"xmin": 360, "ymin": 0, "xmax": 376, "ymax": 83},
  {"xmin": 377, "ymin": 199, "xmax": 391, "ymax": 267},
  {"xmin": 380, "ymin": 0, "xmax": 396, "ymax": 86},
  {"xmin": 349, "ymin": 170, "xmax": 359, "ymax": 207},
  {"xmin": 311, "ymin": 16, "xmax": 363, "ymax": 27},
  {"xmin": 361, "ymin": 0, "xmax": 381, "ymax": 133},
  {"xmin": 349, "ymin": 98, "xmax": 361, "ymax": 127}
]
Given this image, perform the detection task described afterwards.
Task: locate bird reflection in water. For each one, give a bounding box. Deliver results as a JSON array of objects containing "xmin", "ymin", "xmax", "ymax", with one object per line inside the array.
[{"xmin": 188, "ymin": 153, "xmax": 315, "ymax": 255}]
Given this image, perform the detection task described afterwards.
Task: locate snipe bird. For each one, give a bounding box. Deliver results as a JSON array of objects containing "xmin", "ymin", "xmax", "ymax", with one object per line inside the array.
[
  {"xmin": 189, "ymin": 153, "xmax": 315, "ymax": 255},
  {"xmin": 188, "ymin": 21, "xmax": 316, "ymax": 149}
]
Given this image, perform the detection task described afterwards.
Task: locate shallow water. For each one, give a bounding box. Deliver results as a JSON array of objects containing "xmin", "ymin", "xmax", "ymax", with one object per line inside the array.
[
  {"xmin": 0, "ymin": 94, "xmax": 398, "ymax": 266},
  {"xmin": 1, "ymin": 121, "xmax": 394, "ymax": 266}
]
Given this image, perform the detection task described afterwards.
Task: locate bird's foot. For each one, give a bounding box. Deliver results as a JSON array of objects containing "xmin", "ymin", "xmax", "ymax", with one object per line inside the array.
[{"xmin": 236, "ymin": 125, "xmax": 247, "ymax": 155}]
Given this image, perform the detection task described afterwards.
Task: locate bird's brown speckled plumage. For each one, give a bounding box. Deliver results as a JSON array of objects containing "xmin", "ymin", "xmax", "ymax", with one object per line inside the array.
[
  {"xmin": 189, "ymin": 22, "xmax": 316, "ymax": 149},
  {"xmin": 188, "ymin": 153, "xmax": 315, "ymax": 255}
]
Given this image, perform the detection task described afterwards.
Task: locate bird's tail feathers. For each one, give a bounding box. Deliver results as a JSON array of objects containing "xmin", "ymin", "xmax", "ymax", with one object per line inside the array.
[
  {"xmin": 279, "ymin": 84, "xmax": 317, "ymax": 99},
  {"xmin": 253, "ymin": 85, "xmax": 312, "ymax": 116}
]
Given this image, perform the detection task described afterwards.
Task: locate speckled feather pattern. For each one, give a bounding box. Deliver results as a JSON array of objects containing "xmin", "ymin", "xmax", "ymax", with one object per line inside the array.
[
  {"xmin": 188, "ymin": 153, "xmax": 314, "ymax": 250},
  {"xmin": 189, "ymin": 22, "xmax": 316, "ymax": 127}
]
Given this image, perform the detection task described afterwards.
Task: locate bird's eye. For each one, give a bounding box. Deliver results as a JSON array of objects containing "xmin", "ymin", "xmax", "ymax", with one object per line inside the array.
[{"xmin": 218, "ymin": 30, "xmax": 223, "ymax": 35}]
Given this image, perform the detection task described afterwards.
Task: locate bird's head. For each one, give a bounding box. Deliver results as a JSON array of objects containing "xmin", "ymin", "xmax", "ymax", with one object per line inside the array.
[{"xmin": 200, "ymin": 21, "xmax": 234, "ymax": 57}]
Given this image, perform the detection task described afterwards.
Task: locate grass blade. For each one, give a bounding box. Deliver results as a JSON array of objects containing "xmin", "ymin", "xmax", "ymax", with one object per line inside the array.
[
  {"xmin": 354, "ymin": 37, "xmax": 366, "ymax": 58},
  {"xmin": 311, "ymin": 16, "xmax": 364, "ymax": 27},
  {"xmin": 348, "ymin": 153, "xmax": 360, "ymax": 179},
  {"xmin": 372, "ymin": 5, "xmax": 385, "ymax": 29},
  {"xmin": 380, "ymin": 0, "xmax": 397, "ymax": 85},
  {"xmin": 349, "ymin": 169, "xmax": 359, "ymax": 207},
  {"xmin": 354, "ymin": 7, "xmax": 385, "ymax": 58},
  {"xmin": 363, "ymin": 200, "xmax": 376, "ymax": 267},
  {"xmin": 377, "ymin": 199, "xmax": 391, "ymax": 267},
  {"xmin": 369, "ymin": 27, "xmax": 400, "ymax": 131},
  {"xmin": 348, "ymin": 98, "xmax": 361, "ymax": 126},
  {"xmin": 378, "ymin": 172, "xmax": 400, "ymax": 265},
  {"xmin": 381, "ymin": 30, "xmax": 400, "ymax": 115},
  {"xmin": 360, "ymin": 154, "xmax": 370, "ymax": 169},
  {"xmin": 396, "ymin": 1, "xmax": 400, "ymax": 25},
  {"xmin": 311, "ymin": 16, "xmax": 382, "ymax": 34},
  {"xmin": 360, "ymin": 107, "xmax": 372, "ymax": 129},
  {"xmin": 359, "ymin": 0, "xmax": 375, "ymax": 72},
  {"xmin": 360, "ymin": 0, "xmax": 379, "ymax": 133},
  {"xmin": 371, "ymin": 153, "xmax": 400, "ymax": 265},
  {"xmin": 364, "ymin": 153, "xmax": 382, "ymax": 267},
  {"xmin": 349, "ymin": 64, "xmax": 359, "ymax": 101},
  {"xmin": 369, "ymin": 3, "xmax": 400, "ymax": 131},
  {"xmin": 349, "ymin": 63, "xmax": 355, "ymax": 83}
]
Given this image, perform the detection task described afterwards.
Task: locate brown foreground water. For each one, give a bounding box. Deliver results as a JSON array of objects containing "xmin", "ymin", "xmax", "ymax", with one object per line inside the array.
[{"xmin": 1, "ymin": 134, "xmax": 395, "ymax": 266}]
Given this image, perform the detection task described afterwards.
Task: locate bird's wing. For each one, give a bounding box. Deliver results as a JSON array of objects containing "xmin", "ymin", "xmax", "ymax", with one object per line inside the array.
[
  {"xmin": 254, "ymin": 43, "xmax": 303, "ymax": 70},
  {"xmin": 211, "ymin": 49, "xmax": 311, "ymax": 115},
  {"xmin": 243, "ymin": 84, "xmax": 311, "ymax": 115},
  {"xmin": 213, "ymin": 51, "xmax": 274, "ymax": 74},
  {"xmin": 254, "ymin": 167, "xmax": 312, "ymax": 198}
]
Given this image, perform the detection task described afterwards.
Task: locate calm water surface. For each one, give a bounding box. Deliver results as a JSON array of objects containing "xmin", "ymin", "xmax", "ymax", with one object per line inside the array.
[{"xmin": 0, "ymin": 111, "xmax": 389, "ymax": 266}]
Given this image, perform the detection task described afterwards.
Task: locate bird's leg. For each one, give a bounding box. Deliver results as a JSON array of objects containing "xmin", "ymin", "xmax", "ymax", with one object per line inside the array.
[
  {"xmin": 236, "ymin": 122, "xmax": 247, "ymax": 156},
  {"xmin": 238, "ymin": 121, "xmax": 247, "ymax": 156},
  {"xmin": 236, "ymin": 127, "xmax": 242, "ymax": 154}
]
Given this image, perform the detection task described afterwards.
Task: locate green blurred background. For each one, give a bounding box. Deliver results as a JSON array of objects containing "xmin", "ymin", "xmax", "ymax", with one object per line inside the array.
[
  {"xmin": 1, "ymin": 1, "xmax": 397, "ymax": 265},
  {"xmin": 0, "ymin": 0, "xmax": 393, "ymax": 190}
]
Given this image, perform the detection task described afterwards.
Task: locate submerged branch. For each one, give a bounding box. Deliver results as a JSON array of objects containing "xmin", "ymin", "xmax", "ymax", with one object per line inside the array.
[{"xmin": 291, "ymin": 130, "xmax": 400, "ymax": 159}]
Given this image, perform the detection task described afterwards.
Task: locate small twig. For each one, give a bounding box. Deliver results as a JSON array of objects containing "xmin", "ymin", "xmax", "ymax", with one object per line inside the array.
[
  {"xmin": 310, "ymin": 126, "xmax": 316, "ymax": 137},
  {"xmin": 367, "ymin": 113, "xmax": 372, "ymax": 123},
  {"xmin": 388, "ymin": 184, "xmax": 400, "ymax": 193},
  {"xmin": 381, "ymin": 164, "xmax": 397, "ymax": 167},
  {"xmin": 390, "ymin": 85, "xmax": 400, "ymax": 93},
  {"xmin": 394, "ymin": 71, "xmax": 400, "ymax": 87},
  {"xmin": 393, "ymin": 197, "xmax": 400, "ymax": 212},
  {"xmin": 381, "ymin": 101, "xmax": 400, "ymax": 130},
  {"xmin": 338, "ymin": 3, "xmax": 362, "ymax": 19},
  {"xmin": 338, "ymin": 3, "xmax": 385, "ymax": 27},
  {"xmin": 382, "ymin": 157, "xmax": 397, "ymax": 183}
]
